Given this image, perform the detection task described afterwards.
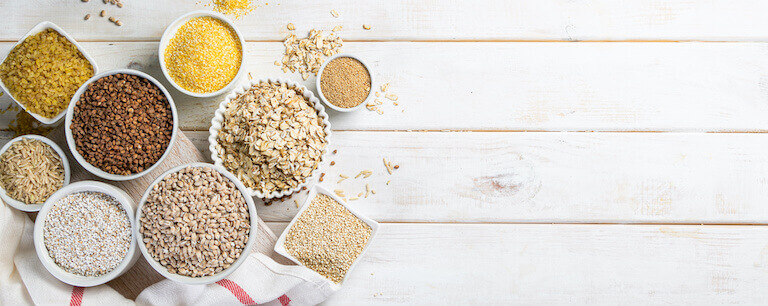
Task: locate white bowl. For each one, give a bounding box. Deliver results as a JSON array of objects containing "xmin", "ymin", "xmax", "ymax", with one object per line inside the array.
[
  {"xmin": 33, "ymin": 181, "xmax": 140, "ymax": 287},
  {"xmin": 65, "ymin": 69, "xmax": 179, "ymax": 181},
  {"xmin": 315, "ymin": 54, "xmax": 375, "ymax": 113},
  {"xmin": 209, "ymin": 77, "xmax": 332, "ymax": 199},
  {"xmin": 158, "ymin": 10, "xmax": 246, "ymax": 98},
  {"xmin": 274, "ymin": 184, "xmax": 379, "ymax": 289},
  {"xmin": 0, "ymin": 135, "xmax": 71, "ymax": 212},
  {"xmin": 0, "ymin": 21, "xmax": 99, "ymax": 125},
  {"xmin": 134, "ymin": 163, "xmax": 258, "ymax": 285}
]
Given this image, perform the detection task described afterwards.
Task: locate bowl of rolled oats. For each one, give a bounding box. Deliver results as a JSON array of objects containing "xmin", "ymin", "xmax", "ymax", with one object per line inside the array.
[
  {"xmin": 209, "ymin": 78, "xmax": 332, "ymax": 199},
  {"xmin": 134, "ymin": 163, "xmax": 257, "ymax": 284}
]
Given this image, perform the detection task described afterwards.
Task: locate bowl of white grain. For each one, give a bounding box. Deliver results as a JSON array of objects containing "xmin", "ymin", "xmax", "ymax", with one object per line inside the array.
[
  {"xmin": 274, "ymin": 185, "xmax": 378, "ymax": 289},
  {"xmin": 34, "ymin": 181, "xmax": 139, "ymax": 287},
  {"xmin": 135, "ymin": 163, "xmax": 258, "ymax": 285},
  {"xmin": 0, "ymin": 135, "xmax": 70, "ymax": 212}
]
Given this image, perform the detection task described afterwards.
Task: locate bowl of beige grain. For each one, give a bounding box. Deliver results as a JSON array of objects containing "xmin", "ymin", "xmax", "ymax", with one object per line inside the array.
[{"xmin": 316, "ymin": 54, "xmax": 374, "ymax": 112}]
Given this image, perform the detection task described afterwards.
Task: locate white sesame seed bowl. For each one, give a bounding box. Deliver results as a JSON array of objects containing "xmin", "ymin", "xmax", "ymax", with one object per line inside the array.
[
  {"xmin": 208, "ymin": 77, "xmax": 332, "ymax": 200},
  {"xmin": 158, "ymin": 10, "xmax": 246, "ymax": 98},
  {"xmin": 0, "ymin": 21, "xmax": 99, "ymax": 125},
  {"xmin": 33, "ymin": 181, "xmax": 140, "ymax": 287},
  {"xmin": 315, "ymin": 53, "xmax": 375, "ymax": 113},
  {"xmin": 274, "ymin": 185, "xmax": 379, "ymax": 289},
  {"xmin": 134, "ymin": 163, "xmax": 258, "ymax": 285},
  {"xmin": 0, "ymin": 134, "xmax": 71, "ymax": 212},
  {"xmin": 64, "ymin": 69, "xmax": 179, "ymax": 182}
]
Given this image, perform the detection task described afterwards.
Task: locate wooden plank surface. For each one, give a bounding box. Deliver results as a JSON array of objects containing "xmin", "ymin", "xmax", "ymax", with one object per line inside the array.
[
  {"xmin": 182, "ymin": 131, "xmax": 768, "ymax": 224},
  {"xmin": 264, "ymin": 222, "xmax": 768, "ymax": 305},
  {"xmin": 6, "ymin": 42, "xmax": 768, "ymax": 132},
  {"xmin": 3, "ymin": 1, "xmax": 768, "ymax": 41},
  {"xmin": 4, "ymin": 0, "xmax": 768, "ymax": 304}
]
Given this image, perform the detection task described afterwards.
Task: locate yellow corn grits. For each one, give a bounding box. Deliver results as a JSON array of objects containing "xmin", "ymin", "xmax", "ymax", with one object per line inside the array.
[{"xmin": 164, "ymin": 17, "xmax": 242, "ymax": 94}]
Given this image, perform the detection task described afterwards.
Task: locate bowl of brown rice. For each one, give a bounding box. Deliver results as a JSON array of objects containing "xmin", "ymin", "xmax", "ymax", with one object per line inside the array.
[{"xmin": 0, "ymin": 135, "xmax": 70, "ymax": 212}]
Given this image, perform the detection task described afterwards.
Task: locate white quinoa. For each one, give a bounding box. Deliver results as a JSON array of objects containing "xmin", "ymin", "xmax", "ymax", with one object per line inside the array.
[
  {"xmin": 284, "ymin": 194, "xmax": 371, "ymax": 283},
  {"xmin": 43, "ymin": 192, "xmax": 131, "ymax": 277}
]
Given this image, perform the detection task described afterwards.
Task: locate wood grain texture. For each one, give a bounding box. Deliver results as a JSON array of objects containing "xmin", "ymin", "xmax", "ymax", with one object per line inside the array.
[
  {"xmin": 2, "ymin": 1, "xmax": 768, "ymax": 41},
  {"xmin": 5, "ymin": 42, "xmax": 768, "ymax": 132},
  {"xmin": 44, "ymin": 127, "xmax": 286, "ymax": 300},
  {"xmin": 263, "ymin": 222, "xmax": 768, "ymax": 305},
  {"xmin": 185, "ymin": 131, "xmax": 768, "ymax": 224}
]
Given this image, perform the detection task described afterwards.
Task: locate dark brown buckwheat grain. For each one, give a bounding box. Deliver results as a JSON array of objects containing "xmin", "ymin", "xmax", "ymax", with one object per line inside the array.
[{"xmin": 71, "ymin": 74, "xmax": 173, "ymax": 175}]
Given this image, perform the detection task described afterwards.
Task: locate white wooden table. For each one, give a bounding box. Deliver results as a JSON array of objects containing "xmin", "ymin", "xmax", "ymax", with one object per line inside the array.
[{"xmin": 3, "ymin": 1, "xmax": 768, "ymax": 304}]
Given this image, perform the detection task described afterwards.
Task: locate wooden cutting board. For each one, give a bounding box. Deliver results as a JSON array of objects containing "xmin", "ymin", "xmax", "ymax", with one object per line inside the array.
[{"xmin": 45, "ymin": 126, "xmax": 291, "ymax": 300}]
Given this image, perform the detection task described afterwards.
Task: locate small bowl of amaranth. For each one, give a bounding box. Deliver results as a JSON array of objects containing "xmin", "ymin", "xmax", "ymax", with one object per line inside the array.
[
  {"xmin": 315, "ymin": 53, "xmax": 374, "ymax": 113},
  {"xmin": 33, "ymin": 181, "xmax": 140, "ymax": 287}
]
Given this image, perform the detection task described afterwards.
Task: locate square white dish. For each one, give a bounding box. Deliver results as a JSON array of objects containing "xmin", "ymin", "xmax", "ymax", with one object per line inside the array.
[
  {"xmin": 0, "ymin": 21, "xmax": 99, "ymax": 125},
  {"xmin": 274, "ymin": 184, "xmax": 379, "ymax": 289}
]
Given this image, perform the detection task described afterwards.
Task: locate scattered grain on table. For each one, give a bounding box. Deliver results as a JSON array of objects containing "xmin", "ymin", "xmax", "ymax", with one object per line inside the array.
[
  {"xmin": 281, "ymin": 28, "xmax": 343, "ymax": 80},
  {"xmin": 207, "ymin": 0, "xmax": 255, "ymax": 19}
]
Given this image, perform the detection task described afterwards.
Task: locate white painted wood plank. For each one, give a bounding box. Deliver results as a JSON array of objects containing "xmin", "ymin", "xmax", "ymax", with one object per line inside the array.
[
  {"xmin": 263, "ymin": 222, "xmax": 768, "ymax": 305},
  {"xmin": 2, "ymin": 1, "xmax": 768, "ymax": 41},
  {"xmin": 5, "ymin": 42, "xmax": 768, "ymax": 132},
  {"xmin": 186, "ymin": 131, "xmax": 768, "ymax": 224}
]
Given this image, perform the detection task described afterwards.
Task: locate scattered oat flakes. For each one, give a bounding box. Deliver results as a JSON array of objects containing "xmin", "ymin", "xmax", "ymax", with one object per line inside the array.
[
  {"xmin": 287, "ymin": 23, "xmax": 296, "ymax": 30},
  {"xmin": 383, "ymin": 158, "xmax": 393, "ymax": 174},
  {"xmin": 281, "ymin": 28, "xmax": 343, "ymax": 80},
  {"xmin": 374, "ymin": 91, "xmax": 380, "ymax": 97},
  {"xmin": 333, "ymin": 25, "xmax": 343, "ymax": 32},
  {"xmin": 380, "ymin": 83, "xmax": 390, "ymax": 92},
  {"xmin": 385, "ymin": 93, "xmax": 398, "ymax": 101},
  {"xmin": 274, "ymin": 60, "xmax": 281, "ymax": 66},
  {"xmin": 362, "ymin": 24, "xmax": 371, "ymax": 30},
  {"xmin": 331, "ymin": 9, "xmax": 339, "ymax": 18}
]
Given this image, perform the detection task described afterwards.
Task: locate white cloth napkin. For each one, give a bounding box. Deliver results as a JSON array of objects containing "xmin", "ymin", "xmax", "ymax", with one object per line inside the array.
[{"xmin": 0, "ymin": 199, "xmax": 336, "ymax": 305}]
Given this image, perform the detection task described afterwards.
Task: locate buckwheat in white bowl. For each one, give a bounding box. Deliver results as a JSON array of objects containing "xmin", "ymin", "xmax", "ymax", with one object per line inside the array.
[{"xmin": 209, "ymin": 78, "xmax": 331, "ymax": 199}]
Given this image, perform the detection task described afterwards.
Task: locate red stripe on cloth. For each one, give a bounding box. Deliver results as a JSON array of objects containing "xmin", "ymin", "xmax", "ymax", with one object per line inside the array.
[
  {"xmin": 216, "ymin": 279, "xmax": 257, "ymax": 305},
  {"xmin": 278, "ymin": 294, "xmax": 291, "ymax": 306},
  {"xmin": 69, "ymin": 286, "xmax": 84, "ymax": 306}
]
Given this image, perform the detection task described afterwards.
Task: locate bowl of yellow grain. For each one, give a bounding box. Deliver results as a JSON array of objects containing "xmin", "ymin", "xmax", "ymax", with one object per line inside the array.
[
  {"xmin": 0, "ymin": 21, "xmax": 97, "ymax": 125},
  {"xmin": 159, "ymin": 11, "xmax": 245, "ymax": 98}
]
